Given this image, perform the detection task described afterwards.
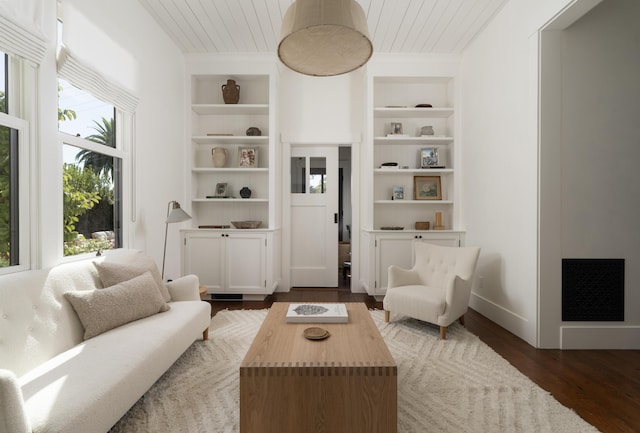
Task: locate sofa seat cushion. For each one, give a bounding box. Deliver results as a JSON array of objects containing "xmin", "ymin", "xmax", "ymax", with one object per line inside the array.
[
  {"xmin": 383, "ymin": 285, "xmax": 446, "ymax": 324},
  {"xmin": 18, "ymin": 301, "xmax": 211, "ymax": 433},
  {"xmin": 94, "ymin": 252, "xmax": 172, "ymax": 302},
  {"xmin": 64, "ymin": 271, "xmax": 169, "ymax": 339}
]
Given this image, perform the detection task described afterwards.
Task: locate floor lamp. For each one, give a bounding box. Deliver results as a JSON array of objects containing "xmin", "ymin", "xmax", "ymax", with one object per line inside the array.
[{"xmin": 162, "ymin": 200, "xmax": 191, "ymax": 280}]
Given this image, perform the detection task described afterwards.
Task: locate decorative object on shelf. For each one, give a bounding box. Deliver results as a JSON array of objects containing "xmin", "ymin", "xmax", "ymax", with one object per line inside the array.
[
  {"xmin": 207, "ymin": 133, "xmax": 233, "ymax": 136},
  {"xmin": 214, "ymin": 182, "xmax": 228, "ymax": 197},
  {"xmin": 231, "ymin": 220, "xmax": 262, "ymax": 229},
  {"xmin": 239, "ymin": 187, "xmax": 252, "ymax": 198},
  {"xmin": 212, "ymin": 147, "xmax": 227, "ymax": 167},
  {"xmin": 162, "ymin": 201, "xmax": 191, "ymax": 279},
  {"xmin": 415, "ymin": 221, "xmax": 430, "ymax": 230},
  {"xmin": 198, "ymin": 225, "xmax": 231, "ymax": 229},
  {"xmin": 380, "ymin": 226, "xmax": 404, "ymax": 230},
  {"xmin": 221, "ymin": 79, "xmax": 240, "ymax": 104},
  {"xmin": 434, "ymin": 211, "xmax": 445, "ymax": 230},
  {"xmin": 420, "ymin": 147, "xmax": 439, "ymax": 168},
  {"xmin": 238, "ymin": 147, "xmax": 258, "ymax": 167},
  {"xmin": 246, "ymin": 127, "xmax": 261, "ymax": 136},
  {"xmin": 278, "ymin": 0, "xmax": 372, "ymax": 76},
  {"xmin": 414, "ymin": 176, "xmax": 442, "ymax": 200},
  {"xmin": 415, "ymin": 103, "xmax": 433, "ymax": 108},
  {"xmin": 390, "ymin": 122, "xmax": 403, "ymax": 135},
  {"xmin": 392, "ymin": 185, "xmax": 404, "ymax": 200},
  {"xmin": 420, "ymin": 126, "xmax": 435, "ymax": 136},
  {"xmin": 380, "ymin": 162, "xmax": 398, "ymax": 170}
]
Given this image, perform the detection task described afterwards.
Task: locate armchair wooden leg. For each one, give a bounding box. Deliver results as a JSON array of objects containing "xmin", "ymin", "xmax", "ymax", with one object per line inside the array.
[
  {"xmin": 384, "ymin": 310, "xmax": 390, "ymax": 322},
  {"xmin": 459, "ymin": 315, "xmax": 465, "ymax": 327},
  {"xmin": 203, "ymin": 328, "xmax": 209, "ymax": 341},
  {"xmin": 440, "ymin": 326, "xmax": 447, "ymax": 340}
]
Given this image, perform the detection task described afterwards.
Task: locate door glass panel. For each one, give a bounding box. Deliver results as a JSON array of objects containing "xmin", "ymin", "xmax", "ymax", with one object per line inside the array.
[
  {"xmin": 290, "ymin": 157, "xmax": 305, "ymax": 193},
  {"xmin": 310, "ymin": 157, "xmax": 326, "ymax": 194}
]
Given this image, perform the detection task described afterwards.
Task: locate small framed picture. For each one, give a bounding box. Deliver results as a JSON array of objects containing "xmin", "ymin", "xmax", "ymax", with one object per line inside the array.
[
  {"xmin": 392, "ymin": 185, "xmax": 404, "ymax": 200},
  {"xmin": 238, "ymin": 147, "xmax": 258, "ymax": 167},
  {"xmin": 390, "ymin": 122, "xmax": 403, "ymax": 135},
  {"xmin": 414, "ymin": 176, "xmax": 442, "ymax": 200},
  {"xmin": 214, "ymin": 182, "xmax": 228, "ymax": 197},
  {"xmin": 421, "ymin": 147, "xmax": 439, "ymax": 168}
]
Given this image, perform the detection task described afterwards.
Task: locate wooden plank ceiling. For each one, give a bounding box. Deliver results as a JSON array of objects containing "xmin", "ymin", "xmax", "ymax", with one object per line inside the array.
[{"xmin": 138, "ymin": 0, "xmax": 507, "ymax": 54}]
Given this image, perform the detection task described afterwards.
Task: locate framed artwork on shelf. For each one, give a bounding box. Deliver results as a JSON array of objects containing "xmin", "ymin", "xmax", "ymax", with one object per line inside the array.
[
  {"xmin": 214, "ymin": 182, "xmax": 228, "ymax": 197},
  {"xmin": 420, "ymin": 147, "xmax": 440, "ymax": 168},
  {"xmin": 392, "ymin": 185, "xmax": 404, "ymax": 200},
  {"xmin": 238, "ymin": 147, "xmax": 258, "ymax": 167},
  {"xmin": 414, "ymin": 176, "xmax": 442, "ymax": 200},
  {"xmin": 390, "ymin": 122, "xmax": 403, "ymax": 135}
]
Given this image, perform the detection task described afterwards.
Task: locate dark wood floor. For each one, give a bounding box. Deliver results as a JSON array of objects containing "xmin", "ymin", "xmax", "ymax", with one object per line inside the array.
[{"xmin": 207, "ymin": 285, "xmax": 640, "ymax": 433}]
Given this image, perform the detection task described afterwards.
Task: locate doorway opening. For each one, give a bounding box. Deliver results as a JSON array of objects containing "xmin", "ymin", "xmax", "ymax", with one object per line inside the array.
[{"xmin": 338, "ymin": 146, "xmax": 352, "ymax": 289}]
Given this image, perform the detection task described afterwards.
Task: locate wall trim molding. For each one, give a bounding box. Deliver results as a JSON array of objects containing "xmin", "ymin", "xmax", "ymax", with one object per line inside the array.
[
  {"xmin": 469, "ymin": 292, "xmax": 535, "ymax": 346},
  {"xmin": 560, "ymin": 326, "xmax": 640, "ymax": 349}
]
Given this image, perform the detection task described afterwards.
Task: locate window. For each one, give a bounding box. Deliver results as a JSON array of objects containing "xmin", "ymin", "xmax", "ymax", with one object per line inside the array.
[
  {"xmin": 0, "ymin": 52, "xmax": 31, "ymax": 272},
  {"xmin": 58, "ymin": 79, "xmax": 122, "ymax": 257}
]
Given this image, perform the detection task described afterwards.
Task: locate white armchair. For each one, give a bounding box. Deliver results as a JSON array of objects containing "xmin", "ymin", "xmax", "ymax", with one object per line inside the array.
[{"xmin": 383, "ymin": 242, "xmax": 481, "ymax": 339}]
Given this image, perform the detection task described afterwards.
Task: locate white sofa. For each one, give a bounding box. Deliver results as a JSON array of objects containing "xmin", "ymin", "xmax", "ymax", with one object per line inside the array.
[{"xmin": 0, "ymin": 250, "xmax": 212, "ymax": 433}]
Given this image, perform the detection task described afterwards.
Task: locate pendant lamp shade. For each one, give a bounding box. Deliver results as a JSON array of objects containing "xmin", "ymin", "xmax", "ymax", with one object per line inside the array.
[{"xmin": 278, "ymin": 0, "xmax": 373, "ymax": 76}]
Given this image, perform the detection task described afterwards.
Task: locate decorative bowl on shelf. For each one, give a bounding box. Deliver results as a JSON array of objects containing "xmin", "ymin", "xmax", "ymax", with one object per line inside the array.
[{"xmin": 231, "ymin": 220, "xmax": 262, "ymax": 229}]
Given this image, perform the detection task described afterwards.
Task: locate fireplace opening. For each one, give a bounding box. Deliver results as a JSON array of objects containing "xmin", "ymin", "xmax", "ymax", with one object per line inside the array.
[{"xmin": 562, "ymin": 258, "xmax": 624, "ymax": 321}]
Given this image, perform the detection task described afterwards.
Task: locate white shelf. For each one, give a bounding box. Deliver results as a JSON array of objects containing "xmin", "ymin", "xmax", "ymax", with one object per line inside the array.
[
  {"xmin": 374, "ymin": 168, "xmax": 454, "ymax": 174},
  {"xmin": 192, "ymin": 135, "xmax": 269, "ymax": 145},
  {"xmin": 374, "ymin": 136, "xmax": 453, "ymax": 144},
  {"xmin": 191, "ymin": 104, "xmax": 269, "ymax": 115},
  {"xmin": 374, "ymin": 200, "xmax": 454, "ymax": 205},
  {"xmin": 374, "ymin": 107, "xmax": 454, "ymax": 118},
  {"xmin": 193, "ymin": 198, "xmax": 269, "ymax": 203},
  {"xmin": 192, "ymin": 168, "xmax": 269, "ymax": 174}
]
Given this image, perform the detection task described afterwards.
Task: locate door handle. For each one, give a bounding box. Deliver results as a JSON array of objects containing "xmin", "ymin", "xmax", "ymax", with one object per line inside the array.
[{"xmin": 334, "ymin": 213, "xmax": 338, "ymax": 223}]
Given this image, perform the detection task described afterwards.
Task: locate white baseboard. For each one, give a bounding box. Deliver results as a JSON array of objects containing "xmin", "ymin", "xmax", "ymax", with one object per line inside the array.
[
  {"xmin": 561, "ymin": 326, "xmax": 640, "ymax": 349},
  {"xmin": 469, "ymin": 292, "xmax": 536, "ymax": 346}
]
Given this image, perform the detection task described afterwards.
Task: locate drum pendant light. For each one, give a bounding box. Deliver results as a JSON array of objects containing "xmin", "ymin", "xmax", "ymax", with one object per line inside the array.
[{"xmin": 278, "ymin": 0, "xmax": 373, "ymax": 76}]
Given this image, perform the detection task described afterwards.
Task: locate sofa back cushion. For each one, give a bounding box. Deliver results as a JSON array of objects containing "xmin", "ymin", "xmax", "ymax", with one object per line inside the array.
[
  {"xmin": 0, "ymin": 249, "xmax": 156, "ymax": 377},
  {"xmin": 0, "ymin": 260, "xmax": 101, "ymax": 377}
]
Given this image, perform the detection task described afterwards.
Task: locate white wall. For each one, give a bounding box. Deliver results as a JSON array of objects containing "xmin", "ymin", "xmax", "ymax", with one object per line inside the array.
[
  {"xmin": 36, "ymin": 1, "xmax": 186, "ymax": 274},
  {"xmin": 460, "ymin": 0, "xmax": 601, "ymax": 346},
  {"xmin": 539, "ymin": 0, "xmax": 640, "ymax": 348}
]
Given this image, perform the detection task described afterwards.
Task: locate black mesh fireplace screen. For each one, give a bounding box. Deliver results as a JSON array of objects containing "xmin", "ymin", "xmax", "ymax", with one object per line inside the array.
[{"xmin": 562, "ymin": 258, "xmax": 625, "ymax": 321}]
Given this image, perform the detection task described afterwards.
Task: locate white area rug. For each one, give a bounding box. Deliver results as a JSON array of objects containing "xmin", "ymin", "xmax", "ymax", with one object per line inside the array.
[{"xmin": 109, "ymin": 309, "xmax": 600, "ymax": 433}]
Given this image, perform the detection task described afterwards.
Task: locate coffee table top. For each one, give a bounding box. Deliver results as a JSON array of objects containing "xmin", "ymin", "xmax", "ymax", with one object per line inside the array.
[{"xmin": 240, "ymin": 302, "xmax": 396, "ymax": 368}]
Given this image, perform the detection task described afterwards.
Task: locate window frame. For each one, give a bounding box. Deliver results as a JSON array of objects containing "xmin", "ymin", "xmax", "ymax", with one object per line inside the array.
[
  {"xmin": 58, "ymin": 107, "xmax": 130, "ymax": 261},
  {"xmin": 0, "ymin": 55, "xmax": 32, "ymax": 274}
]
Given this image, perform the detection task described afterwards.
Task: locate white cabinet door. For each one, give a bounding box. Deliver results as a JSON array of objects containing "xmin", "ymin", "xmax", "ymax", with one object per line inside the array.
[
  {"xmin": 182, "ymin": 230, "xmax": 268, "ymax": 294},
  {"xmin": 374, "ymin": 232, "xmax": 463, "ymax": 294},
  {"xmin": 226, "ymin": 233, "xmax": 266, "ymax": 293},
  {"xmin": 375, "ymin": 233, "xmax": 415, "ymax": 295},
  {"xmin": 182, "ymin": 232, "xmax": 224, "ymax": 292}
]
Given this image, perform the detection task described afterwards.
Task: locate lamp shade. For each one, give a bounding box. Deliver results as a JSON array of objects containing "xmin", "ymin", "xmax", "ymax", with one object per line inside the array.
[
  {"xmin": 166, "ymin": 201, "xmax": 191, "ymax": 223},
  {"xmin": 278, "ymin": 0, "xmax": 373, "ymax": 76}
]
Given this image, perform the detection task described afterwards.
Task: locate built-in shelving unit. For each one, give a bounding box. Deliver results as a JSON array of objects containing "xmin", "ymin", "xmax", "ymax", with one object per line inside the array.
[
  {"xmin": 360, "ymin": 74, "xmax": 465, "ymax": 298},
  {"xmin": 188, "ymin": 74, "xmax": 274, "ymax": 228},
  {"xmin": 183, "ymin": 70, "xmax": 280, "ymax": 299}
]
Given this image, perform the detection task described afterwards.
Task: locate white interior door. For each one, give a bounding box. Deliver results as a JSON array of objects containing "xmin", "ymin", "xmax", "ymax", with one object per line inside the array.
[{"xmin": 290, "ymin": 146, "xmax": 339, "ymax": 287}]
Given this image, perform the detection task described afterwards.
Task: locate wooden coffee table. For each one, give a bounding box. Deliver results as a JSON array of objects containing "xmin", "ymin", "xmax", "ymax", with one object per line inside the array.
[{"xmin": 240, "ymin": 302, "xmax": 397, "ymax": 433}]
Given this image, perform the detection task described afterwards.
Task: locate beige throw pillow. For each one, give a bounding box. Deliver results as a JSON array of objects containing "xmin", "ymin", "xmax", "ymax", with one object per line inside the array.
[
  {"xmin": 94, "ymin": 252, "xmax": 172, "ymax": 303},
  {"xmin": 65, "ymin": 271, "xmax": 168, "ymax": 340}
]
